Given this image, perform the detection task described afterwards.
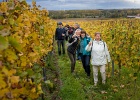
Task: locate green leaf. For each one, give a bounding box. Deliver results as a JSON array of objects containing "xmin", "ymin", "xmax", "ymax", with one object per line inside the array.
[
  {"xmin": 9, "ymin": 18, "xmax": 15, "ymax": 26},
  {"xmin": 8, "ymin": 36, "xmax": 22, "ymax": 52},
  {"xmin": 33, "ymin": 64, "xmax": 40, "ymax": 70},
  {"xmin": 0, "ymin": 35, "xmax": 9, "ymax": 51},
  {"xmin": 15, "ymin": 6, "xmax": 21, "ymax": 10},
  {"xmin": 0, "ymin": 25, "xmax": 4, "ymax": 31},
  {"xmin": 0, "ymin": 16, "xmax": 4, "ymax": 22},
  {"xmin": 26, "ymin": 69, "xmax": 34, "ymax": 76},
  {"xmin": 20, "ymin": 71, "xmax": 28, "ymax": 77},
  {"xmin": 35, "ymin": 73, "xmax": 42, "ymax": 79}
]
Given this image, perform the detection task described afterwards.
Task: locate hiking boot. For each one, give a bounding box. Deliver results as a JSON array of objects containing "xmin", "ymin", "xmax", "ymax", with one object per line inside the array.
[
  {"xmin": 102, "ymin": 81, "xmax": 106, "ymax": 85},
  {"xmin": 94, "ymin": 83, "xmax": 97, "ymax": 86}
]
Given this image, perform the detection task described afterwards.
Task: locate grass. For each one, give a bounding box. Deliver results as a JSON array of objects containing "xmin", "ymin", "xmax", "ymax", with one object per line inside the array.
[{"xmin": 55, "ymin": 42, "xmax": 140, "ymax": 100}]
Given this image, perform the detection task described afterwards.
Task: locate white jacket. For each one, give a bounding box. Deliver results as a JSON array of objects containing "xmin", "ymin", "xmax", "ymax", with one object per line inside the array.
[{"xmin": 85, "ymin": 40, "xmax": 111, "ymax": 66}]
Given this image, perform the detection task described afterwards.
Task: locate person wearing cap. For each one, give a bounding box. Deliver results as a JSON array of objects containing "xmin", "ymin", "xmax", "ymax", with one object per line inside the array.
[{"xmin": 55, "ymin": 22, "xmax": 66, "ymax": 55}]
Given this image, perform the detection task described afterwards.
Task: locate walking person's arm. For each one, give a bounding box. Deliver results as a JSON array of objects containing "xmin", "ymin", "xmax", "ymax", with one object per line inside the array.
[
  {"xmin": 104, "ymin": 42, "xmax": 111, "ymax": 62},
  {"xmin": 85, "ymin": 41, "xmax": 92, "ymax": 52}
]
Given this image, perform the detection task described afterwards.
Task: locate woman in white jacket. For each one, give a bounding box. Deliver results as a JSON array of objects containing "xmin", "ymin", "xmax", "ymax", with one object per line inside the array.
[{"xmin": 85, "ymin": 32, "xmax": 111, "ymax": 86}]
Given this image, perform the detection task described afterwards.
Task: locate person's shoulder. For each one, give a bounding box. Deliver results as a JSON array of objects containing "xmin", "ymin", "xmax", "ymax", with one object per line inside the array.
[
  {"xmin": 85, "ymin": 36, "xmax": 90, "ymax": 40},
  {"xmin": 87, "ymin": 36, "xmax": 91, "ymax": 39},
  {"xmin": 101, "ymin": 40, "xmax": 106, "ymax": 43}
]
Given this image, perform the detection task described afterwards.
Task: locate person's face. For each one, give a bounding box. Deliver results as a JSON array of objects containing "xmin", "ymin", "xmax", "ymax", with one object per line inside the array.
[
  {"xmin": 95, "ymin": 34, "xmax": 101, "ymax": 41},
  {"xmin": 74, "ymin": 25, "xmax": 78, "ymax": 29},
  {"xmin": 81, "ymin": 33, "xmax": 86, "ymax": 38},
  {"xmin": 76, "ymin": 31, "xmax": 81, "ymax": 37},
  {"xmin": 58, "ymin": 24, "xmax": 62, "ymax": 27}
]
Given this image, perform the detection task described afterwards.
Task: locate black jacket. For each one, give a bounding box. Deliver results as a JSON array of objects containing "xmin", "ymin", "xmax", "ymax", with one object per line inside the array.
[
  {"xmin": 55, "ymin": 27, "xmax": 66, "ymax": 40},
  {"xmin": 67, "ymin": 36, "xmax": 80, "ymax": 54}
]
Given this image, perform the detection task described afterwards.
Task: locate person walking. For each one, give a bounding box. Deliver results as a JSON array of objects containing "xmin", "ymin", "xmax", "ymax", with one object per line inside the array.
[
  {"xmin": 64, "ymin": 24, "xmax": 69, "ymax": 41},
  {"xmin": 67, "ymin": 29, "xmax": 81, "ymax": 73},
  {"xmin": 73, "ymin": 23, "xmax": 82, "ymax": 60},
  {"xmin": 68, "ymin": 26, "xmax": 74, "ymax": 40},
  {"xmin": 79, "ymin": 30, "xmax": 91, "ymax": 77},
  {"xmin": 85, "ymin": 32, "xmax": 111, "ymax": 86},
  {"xmin": 55, "ymin": 22, "xmax": 66, "ymax": 55}
]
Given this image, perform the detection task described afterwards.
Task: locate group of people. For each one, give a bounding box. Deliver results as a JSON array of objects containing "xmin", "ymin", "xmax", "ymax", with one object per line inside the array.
[{"xmin": 55, "ymin": 22, "xmax": 111, "ymax": 86}]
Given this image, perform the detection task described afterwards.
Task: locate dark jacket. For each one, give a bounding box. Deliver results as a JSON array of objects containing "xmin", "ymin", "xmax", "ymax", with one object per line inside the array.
[
  {"xmin": 67, "ymin": 36, "xmax": 80, "ymax": 54},
  {"xmin": 55, "ymin": 28, "xmax": 66, "ymax": 40}
]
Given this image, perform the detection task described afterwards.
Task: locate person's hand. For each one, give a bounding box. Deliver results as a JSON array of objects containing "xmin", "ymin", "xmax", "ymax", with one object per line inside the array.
[
  {"xmin": 62, "ymin": 33, "xmax": 65, "ymax": 36},
  {"xmin": 88, "ymin": 42, "xmax": 92, "ymax": 46},
  {"xmin": 72, "ymin": 34, "xmax": 76, "ymax": 38}
]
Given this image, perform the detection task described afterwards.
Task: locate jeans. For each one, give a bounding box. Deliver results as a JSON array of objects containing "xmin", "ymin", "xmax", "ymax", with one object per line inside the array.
[
  {"xmin": 80, "ymin": 54, "xmax": 91, "ymax": 76},
  {"xmin": 93, "ymin": 65, "xmax": 106, "ymax": 84},
  {"xmin": 57, "ymin": 40, "xmax": 65, "ymax": 55},
  {"xmin": 76, "ymin": 49, "xmax": 81, "ymax": 60},
  {"xmin": 67, "ymin": 51, "xmax": 76, "ymax": 73}
]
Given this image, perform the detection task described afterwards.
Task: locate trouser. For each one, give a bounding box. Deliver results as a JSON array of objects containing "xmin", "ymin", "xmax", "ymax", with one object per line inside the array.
[
  {"xmin": 57, "ymin": 40, "xmax": 65, "ymax": 55},
  {"xmin": 76, "ymin": 48, "xmax": 81, "ymax": 60},
  {"xmin": 67, "ymin": 51, "xmax": 76, "ymax": 73},
  {"xmin": 93, "ymin": 65, "xmax": 106, "ymax": 84},
  {"xmin": 68, "ymin": 34, "xmax": 73, "ymax": 40},
  {"xmin": 80, "ymin": 54, "xmax": 91, "ymax": 76}
]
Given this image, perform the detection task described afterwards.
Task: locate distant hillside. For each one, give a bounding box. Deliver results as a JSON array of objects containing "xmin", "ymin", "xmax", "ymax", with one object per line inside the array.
[{"xmin": 48, "ymin": 9, "xmax": 140, "ymax": 19}]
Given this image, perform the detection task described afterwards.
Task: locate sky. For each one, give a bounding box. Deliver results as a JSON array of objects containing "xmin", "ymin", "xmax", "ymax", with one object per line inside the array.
[{"xmin": 1, "ymin": 0, "xmax": 140, "ymax": 10}]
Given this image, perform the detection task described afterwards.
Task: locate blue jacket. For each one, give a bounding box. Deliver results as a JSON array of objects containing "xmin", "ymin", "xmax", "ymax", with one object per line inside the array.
[
  {"xmin": 79, "ymin": 36, "xmax": 91, "ymax": 55},
  {"xmin": 55, "ymin": 27, "xmax": 66, "ymax": 40}
]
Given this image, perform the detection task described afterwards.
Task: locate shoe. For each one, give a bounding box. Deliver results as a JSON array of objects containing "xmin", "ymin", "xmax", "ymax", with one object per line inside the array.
[
  {"xmin": 102, "ymin": 82, "xmax": 105, "ymax": 85},
  {"xmin": 87, "ymin": 74, "xmax": 90, "ymax": 79},
  {"xmin": 94, "ymin": 83, "xmax": 97, "ymax": 86},
  {"xmin": 87, "ymin": 76, "xmax": 90, "ymax": 79}
]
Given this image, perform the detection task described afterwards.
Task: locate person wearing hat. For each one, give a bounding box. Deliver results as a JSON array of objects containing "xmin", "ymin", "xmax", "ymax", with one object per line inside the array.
[{"xmin": 55, "ymin": 22, "xmax": 66, "ymax": 55}]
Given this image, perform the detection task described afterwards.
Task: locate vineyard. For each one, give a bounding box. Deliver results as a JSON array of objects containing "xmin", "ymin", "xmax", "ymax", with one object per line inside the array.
[
  {"xmin": 0, "ymin": 1, "xmax": 56, "ymax": 99},
  {"xmin": 0, "ymin": 0, "xmax": 140, "ymax": 100}
]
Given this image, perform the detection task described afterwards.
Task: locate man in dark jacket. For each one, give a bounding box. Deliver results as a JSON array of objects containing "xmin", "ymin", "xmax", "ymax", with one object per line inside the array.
[{"xmin": 55, "ymin": 22, "xmax": 66, "ymax": 55}]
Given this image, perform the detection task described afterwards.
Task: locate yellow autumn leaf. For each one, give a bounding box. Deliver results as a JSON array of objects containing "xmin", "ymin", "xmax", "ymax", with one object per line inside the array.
[
  {"xmin": 0, "ymin": 88, "xmax": 9, "ymax": 97},
  {"xmin": 28, "ymin": 52, "xmax": 37, "ymax": 57},
  {"xmin": 1, "ymin": 66, "xmax": 9, "ymax": 76},
  {"xmin": 10, "ymin": 76, "xmax": 19, "ymax": 84},
  {"xmin": 0, "ymin": 73, "xmax": 7, "ymax": 89},
  {"xmin": 29, "ymin": 92, "xmax": 39, "ymax": 99},
  {"xmin": 0, "ymin": 2, "xmax": 8, "ymax": 13},
  {"xmin": 18, "ymin": 87, "xmax": 29, "ymax": 95},
  {"xmin": 4, "ymin": 49, "xmax": 18, "ymax": 63},
  {"xmin": 31, "ymin": 87, "xmax": 36, "ymax": 93},
  {"xmin": 12, "ymin": 89, "xmax": 21, "ymax": 98},
  {"xmin": 20, "ymin": 56, "xmax": 27, "ymax": 67},
  {"xmin": 37, "ymin": 83, "xmax": 43, "ymax": 94}
]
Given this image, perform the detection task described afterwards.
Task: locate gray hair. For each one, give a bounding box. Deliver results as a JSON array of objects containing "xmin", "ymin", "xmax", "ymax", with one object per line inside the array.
[
  {"xmin": 74, "ymin": 29, "xmax": 81, "ymax": 35},
  {"xmin": 74, "ymin": 23, "xmax": 80, "ymax": 28},
  {"xmin": 95, "ymin": 32, "xmax": 101, "ymax": 36}
]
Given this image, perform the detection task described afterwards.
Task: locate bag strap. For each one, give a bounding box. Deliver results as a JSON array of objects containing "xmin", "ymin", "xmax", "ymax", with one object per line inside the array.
[{"xmin": 91, "ymin": 40, "xmax": 105, "ymax": 51}]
